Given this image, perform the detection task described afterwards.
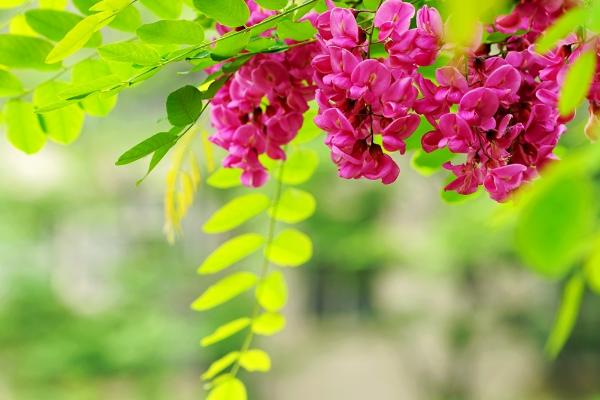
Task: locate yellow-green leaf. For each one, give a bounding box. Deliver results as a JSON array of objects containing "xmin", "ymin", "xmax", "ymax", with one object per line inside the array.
[
  {"xmin": 275, "ymin": 149, "xmax": 319, "ymax": 185},
  {"xmin": 269, "ymin": 188, "xmax": 316, "ymax": 224},
  {"xmin": 33, "ymin": 81, "xmax": 85, "ymax": 145},
  {"xmin": 0, "ymin": 34, "xmax": 60, "ymax": 70},
  {"xmin": 252, "ymin": 312, "xmax": 285, "ymax": 336},
  {"xmin": 0, "ymin": 0, "xmax": 27, "ymax": 8},
  {"xmin": 266, "ymin": 228, "xmax": 312, "ymax": 267},
  {"xmin": 254, "ymin": 0, "xmax": 287, "ymax": 10},
  {"xmin": 203, "ymin": 193, "xmax": 270, "ymax": 233},
  {"xmin": 72, "ymin": 58, "xmax": 118, "ymax": 116},
  {"xmin": 199, "ymin": 233, "xmax": 265, "ymax": 274},
  {"xmin": 256, "ymin": 271, "xmax": 287, "ymax": 312},
  {"xmin": 191, "ymin": 272, "xmax": 258, "ymax": 311},
  {"xmin": 584, "ymin": 239, "xmax": 600, "ymax": 294},
  {"xmin": 201, "ymin": 318, "xmax": 251, "ymax": 347},
  {"xmin": 3, "ymin": 99, "xmax": 46, "ymax": 154},
  {"xmin": 194, "ymin": 0, "xmax": 250, "ymax": 27},
  {"xmin": 98, "ymin": 41, "xmax": 161, "ymax": 65},
  {"xmin": 207, "ymin": 378, "xmax": 247, "ymax": 400},
  {"xmin": 206, "ymin": 167, "xmax": 242, "ymax": 189},
  {"xmin": 140, "ymin": 0, "xmax": 182, "ymax": 19},
  {"xmin": 545, "ymin": 273, "xmax": 585, "ymax": 358},
  {"xmin": 46, "ymin": 11, "xmax": 115, "ymax": 63},
  {"xmin": 201, "ymin": 351, "xmax": 240, "ymax": 380},
  {"xmin": 0, "ymin": 70, "xmax": 24, "ymax": 98},
  {"xmin": 559, "ymin": 48, "xmax": 597, "ymax": 117},
  {"xmin": 137, "ymin": 20, "xmax": 205, "ymax": 44},
  {"xmin": 535, "ymin": 7, "xmax": 586, "ymax": 54},
  {"xmin": 239, "ymin": 349, "xmax": 271, "ymax": 372}
]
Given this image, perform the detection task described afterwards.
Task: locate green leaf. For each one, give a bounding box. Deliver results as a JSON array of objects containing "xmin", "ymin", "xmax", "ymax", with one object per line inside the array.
[
  {"xmin": 166, "ymin": 85, "xmax": 203, "ymax": 126},
  {"xmin": 46, "ymin": 11, "xmax": 114, "ymax": 63},
  {"xmin": 516, "ymin": 172, "xmax": 595, "ymax": 279},
  {"xmin": 545, "ymin": 273, "xmax": 585, "ymax": 358},
  {"xmin": 203, "ymin": 193, "xmax": 270, "ymax": 234},
  {"xmin": 40, "ymin": 0, "xmax": 67, "ymax": 7},
  {"xmin": 411, "ymin": 148, "xmax": 455, "ymax": 176},
  {"xmin": 207, "ymin": 378, "xmax": 247, "ymax": 400},
  {"xmin": 559, "ymin": 48, "xmax": 597, "ymax": 116},
  {"xmin": 3, "ymin": 99, "xmax": 46, "ymax": 154},
  {"xmin": 33, "ymin": 81, "xmax": 85, "ymax": 145},
  {"xmin": 274, "ymin": 149, "xmax": 319, "ymax": 185},
  {"xmin": 200, "ymin": 318, "xmax": 251, "ymax": 347},
  {"xmin": 137, "ymin": 20, "xmax": 205, "ymax": 44},
  {"xmin": 116, "ymin": 131, "xmax": 178, "ymax": 165},
  {"xmin": 584, "ymin": 238, "xmax": 600, "ymax": 294},
  {"xmin": 199, "ymin": 233, "xmax": 266, "ymax": 275},
  {"xmin": 535, "ymin": 7, "xmax": 585, "ymax": 54},
  {"xmin": 201, "ymin": 352, "xmax": 240, "ymax": 380},
  {"xmin": 191, "ymin": 272, "xmax": 258, "ymax": 311},
  {"xmin": 254, "ymin": 0, "xmax": 287, "ymax": 10},
  {"xmin": 0, "ymin": 34, "xmax": 60, "ymax": 70},
  {"xmin": 98, "ymin": 41, "xmax": 161, "ymax": 65},
  {"xmin": 212, "ymin": 30, "xmax": 251, "ymax": 59},
  {"xmin": 58, "ymin": 74, "xmax": 122, "ymax": 101},
  {"xmin": 136, "ymin": 140, "xmax": 176, "ymax": 184},
  {"xmin": 294, "ymin": 103, "xmax": 321, "ymax": 144},
  {"xmin": 0, "ymin": 70, "xmax": 23, "ymax": 98},
  {"xmin": 24, "ymin": 9, "xmax": 102, "ymax": 47},
  {"xmin": 73, "ymin": 0, "xmax": 100, "ymax": 14},
  {"xmin": 266, "ymin": 228, "xmax": 312, "ymax": 267},
  {"xmin": 206, "ymin": 168, "xmax": 243, "ymax": 189},
  {"xmin": 252, "ymin": 312, "xmax": 285, "ymax": 336},
  {"xmin": 194, "ymin": 0, "xmax": 250, "ymax": 27},
  {"xmin": 140, "ymin": 0, "xmax": 182, "ymax": 19},
  {"xmin": 269, "ymin": 188, "xmax": 316, "ymax": 224},
  {"xmin": 109, "ymin": 4, "xmax": 142, "ymax": 32},
  {"xmin": 256, "ymin": 271, "xmax": 287, "ymax": 312},
  {"xmin": 276, "ymin": 20, "xmax": 316, "ymax": 41},
  {"xmin": 72, "ymin": 59, "xmax": 118, "ymax": 116},
  {"xmin": 239, "ymin": 349, "xmax": 271, "ymax": 372},
  {"xmin": 0, "ymin": 0, "xmax": 28, "ymax": 8}
]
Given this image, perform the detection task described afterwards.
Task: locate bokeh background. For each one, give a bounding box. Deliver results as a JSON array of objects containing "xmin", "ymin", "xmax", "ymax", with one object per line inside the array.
[{"xmin": 1, "ymin": 26, "xmax": 600, "ymax": 400}]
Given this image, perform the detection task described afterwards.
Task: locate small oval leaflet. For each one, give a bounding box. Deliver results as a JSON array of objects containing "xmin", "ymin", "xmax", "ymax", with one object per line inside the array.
[
  {"xmin": 191, "ymin": 272, "xmax": 258, "ymax": 311},
  {"xmin": 269, "ymin": 187, "xmax": 316, "ymax": 224},
  {"xmin": 255, "ymin": 271, "xmax": 287, "ymax": 312},
  {"xmin": 166, "ymin": 85, "xmax": 204, "ymax": 126},
  {"xmin": 137, "ymin": 19, "xmax": 205, "ymax": 44},
  {"xmin": 239, "ymin": 349, "xmax": 271, "ymax": 373},
  {"xmin": 201, "ymin": 318, "xmax": 252, "ymax": 347},
  {"xmin": 207, "ymin": 377, "xmax": 247, "ymax": 400},
  {"xmin": 198, "ymin": 233, "xmax": 266, "ymax": 275},
  {"xmin": 202, "ymin": 351, "xmax": 240, "ymax": 381},
  {"xmin": 266, "ymin": 228, "xmax": 313, "ymax": 267},
  {"xmin": 203, "ymin": 193, "xmax": 270, "ymax": 234},
  {"xmin": 252, "ymin": 312, "xmax": 286, "ymax": 336}
]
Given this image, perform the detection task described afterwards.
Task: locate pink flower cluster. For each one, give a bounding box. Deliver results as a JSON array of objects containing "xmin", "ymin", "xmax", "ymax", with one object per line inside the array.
[
  {"xmin": 312, "ymin": 1, "xmax": 442, "ymax": 184},
  {"xmin": 416, "ymin": 0, "xmax": 577, "ymax": 201},
  {"xmin": 208, "ymin": 1, "xmax": 318, "ymax": 187}
]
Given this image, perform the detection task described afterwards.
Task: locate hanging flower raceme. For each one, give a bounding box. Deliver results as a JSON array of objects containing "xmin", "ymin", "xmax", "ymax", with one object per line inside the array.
[
  {"xmin": 312, "ymin": 1, "xmax": 443, "ymax": 184},
  {"xmin": 416, "ymin": 0, "xmax": 577, "ymax": 201},
  {"xmin": 208, "ymin": 0, "xmax": 319, "ymax": 187}
]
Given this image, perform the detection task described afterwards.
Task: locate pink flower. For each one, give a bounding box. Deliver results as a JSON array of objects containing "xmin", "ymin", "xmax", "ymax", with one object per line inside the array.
[
  {"xmin": 483, "ymin": 164, "xmax": 527, "ymax": 202},
  {"xmin": 458, "ymin": 88, "xmax": 500, "ymax": 130},
  {"xmin": 381, "ymin": 114, "xmax": 420, "ymax": 153},
  {"xmin": 329, "ymin": 8, "xmax": 359, "ymax": 48},
  {"xmin": 349, "ymin": 59, "xmax": 392, "ymax": 100},
  {"xmin": 374, "ymin": 0, "xmax": 415, "ymax": 41}
]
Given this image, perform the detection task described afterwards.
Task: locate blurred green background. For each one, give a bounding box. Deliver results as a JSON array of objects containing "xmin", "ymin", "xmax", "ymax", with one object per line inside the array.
[{"xmin": 1, "ymin": 45, "xmax": 600, "ymax": 400}]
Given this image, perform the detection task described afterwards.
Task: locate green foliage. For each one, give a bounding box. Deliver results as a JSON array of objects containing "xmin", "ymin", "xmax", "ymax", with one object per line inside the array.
[
  {"xmin": 271, "ymin": 148, "xmax": 319, "ymax": 185},
  {"xmin": 193, "ymin": 0, "xmax": 250, "ymax": 27},
  {"xmin": 137, "ymin": 20, "xmax": 205, "ymax": 45},
  {"xmin": 2, "ymin": 99, "xmax": 46, "ymax": 154},
  {"xmin": 199, "ymin": 234, "xmax": 266, "ymax": 275},
  {"xmin": 277, "ymin": 20, "xmax": 316, "ymax": 41},
  {"xmin": 203, "ymin": 193, "xmax": 271, "ymax": 233},
  {"xmin": 33, "ymin": 81, "xmax": 85, "ymax": 145},
  {"xmin": 255, "ymin": 0, "xmax": 287, "ymax": 10},
  {"xmin": 207, "ymin": 378, "xmax": 247, "ymax": 400},
  {"xmin": 98, "ymin": 41, "xmax": 161, "ymax": 65},
  {"xmin": 411, "ymin": 148, "xmax": 455, "ymax": 177},
  {"xmin": 207, "ymin": 168, "xmax": 243, "ymax": 189},
  {"xmin": 535, "ymin": 7, "xmax": 586, "ymax": 54},
  {"xmin": 256, "ymin": 271, "xmax": 288, "ymax": 311},
  {"xmin": 266, "ymin": 228, "xmax": 313, "ymax": 267},
  {"xmin": 0, "ymin": 34, "xmax": 59, "ymax": 70},
  {"xmin": 72, "ymin": 59, "xmax": 118, "ymax": 116},
  {"xmin": 559, "ymin": 49, "xmax": 597, "ymax": 117},
  {"xmin": 116, "ymin": 131, "xmax": 179, "ymax": 165},
  {"xmin": 192, "ymin": 272, "xmax": 259, "ymax": 311},
  {"xmin": 202, "ymin": 352, "xmax": 241, "ymax": 380},
  {"xmin": 24, "ymin": 9, "xmax": 102, "ymax": 46},
  {"xmin": 252, "ymin": 312, "xmax": 286, "ymax": 336},
  {"xmin": 0, "ymin": 70, "xmax": 24, "ymax": 98},
  {"xmin": 545, "ymin": 273, "xmax": 585, "ymax": 358},
  {"xmin": 141, "ymin": 0, "xmax": 183, "ymax": 19},
  {"xmin": 201, "ymin": 318, "xmax": 252, "ymax": 347},
  {"xmin": 269, "ymin": 188, "xmax": 316, "ymax": 223},
  {"xmin": 166, "ymin": 85, "xmax": 204, "ymax": 126},
  {"xmin": 239, "ymin": 349, "xmax": 271, "ymax": 372},
  {"xmin": 584, "ymin": 238, "xmax": 600, "ymax": 294}
]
